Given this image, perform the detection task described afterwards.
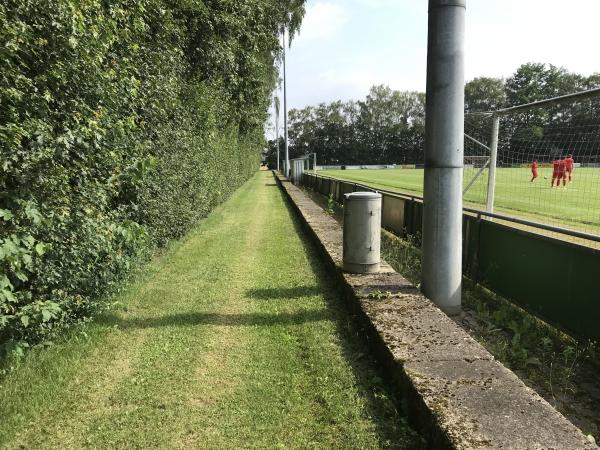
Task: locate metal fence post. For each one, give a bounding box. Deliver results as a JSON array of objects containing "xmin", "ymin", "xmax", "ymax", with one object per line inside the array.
[
  {"xmin": 486, "ymin": 114, "xmax": 500, "ymax": 214},
  {"xmin": 421, "ymin": 0, "xmax": 465, "ymax": 315}
]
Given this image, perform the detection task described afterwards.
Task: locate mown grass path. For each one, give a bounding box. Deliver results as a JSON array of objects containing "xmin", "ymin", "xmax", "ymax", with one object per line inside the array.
[{"xmin": 0, "ymin": 171, "xmax": 421, "ymax": 449}]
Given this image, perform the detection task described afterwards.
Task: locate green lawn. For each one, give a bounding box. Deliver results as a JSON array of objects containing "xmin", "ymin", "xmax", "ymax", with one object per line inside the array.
[
  {"xmin": 320, "ymin": 167, "xmax": 600, "ymax": 235},
  {"xmin": 0, "ymin": 171, "xmax": 421, "ymax": 449}
]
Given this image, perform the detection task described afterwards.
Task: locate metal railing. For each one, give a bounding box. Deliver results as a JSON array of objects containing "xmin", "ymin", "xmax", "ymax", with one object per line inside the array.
[
  {"xmin": 301, "ymin": 170, "xmax": 600, "ymax": 341},
  {"xmin": 304, "ymin": 172, "xmax": 600, "ymax": 245}
]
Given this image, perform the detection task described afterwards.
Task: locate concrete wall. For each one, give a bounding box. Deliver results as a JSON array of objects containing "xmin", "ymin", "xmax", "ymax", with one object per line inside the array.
[
  {"xmin": 279, "ymin": 171, "xmax": 595, "ymax": 449},
  {"xmin": 303, "ymin": 172, "xmax": 600, "ymax": 342}
]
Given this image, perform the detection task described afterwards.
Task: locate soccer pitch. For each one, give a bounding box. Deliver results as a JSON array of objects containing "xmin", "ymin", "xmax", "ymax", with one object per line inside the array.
[{"xmin": 320, "ymin": 167, "xmax": 600, "ymax": 236}]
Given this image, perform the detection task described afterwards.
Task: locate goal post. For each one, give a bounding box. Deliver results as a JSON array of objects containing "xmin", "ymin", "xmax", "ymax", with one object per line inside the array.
[
  {"xmin": 486, "ymin": 114, "xmax": 499, "ymax": 214},
  {"xmin": 464, "ymin": 155, "xmax": 490, "ymax": 167},
  {"xmin": 463, "ymin": 156, "xmax": 489, "ymax": 195},
  {"xmin": 463, "ymin": 87, "xmax": 600, "ymax": 239}
]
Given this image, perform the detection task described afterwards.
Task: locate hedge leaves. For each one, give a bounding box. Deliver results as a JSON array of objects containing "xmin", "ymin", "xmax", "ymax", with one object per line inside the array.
[{"xmin": 0, "ymin": 0, "xmax": 305, "ymax": 353}]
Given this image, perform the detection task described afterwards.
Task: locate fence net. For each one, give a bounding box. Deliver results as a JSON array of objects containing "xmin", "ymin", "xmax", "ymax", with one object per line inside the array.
[{"xmin": 463, "ymin": 93, "xmax": 600, "ymax": 246}]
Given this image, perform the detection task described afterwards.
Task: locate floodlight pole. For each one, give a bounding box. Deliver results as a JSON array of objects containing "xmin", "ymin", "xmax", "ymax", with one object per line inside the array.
[
  {"xmin": 486, "ymin": 114, "xmax": 500, "ymax": 214},
  {"xmin": 275, "ymin": 94, "xmax": 280, "ymax": 172},
  {"xmin": 421, "ymin": 0, "xmax": 465, "ymax": 315},
  {"xmin": 313, "ymin": 152, "xmax": 317, "ymax": 173},
  {"xmin": 282, "ymin": 28, "xmax": 290, "ymax": 178}
]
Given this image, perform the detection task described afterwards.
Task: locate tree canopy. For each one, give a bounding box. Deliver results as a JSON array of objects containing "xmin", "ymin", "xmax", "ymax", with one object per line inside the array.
[{"xmin": 266, "ymin": 63, "xmax": 600, "ymax": 167}]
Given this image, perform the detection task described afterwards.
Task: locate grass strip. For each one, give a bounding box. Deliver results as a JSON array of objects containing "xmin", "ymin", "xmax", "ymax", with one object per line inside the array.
[{"xmin": 0, "ymin": 171, "xmax": 422, "ymax": 449}]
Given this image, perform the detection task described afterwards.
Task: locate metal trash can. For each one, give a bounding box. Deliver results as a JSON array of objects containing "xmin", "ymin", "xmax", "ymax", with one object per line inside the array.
[{"xmin": 343, "ymin": 192, "xmax": 382, "ymax": 273}]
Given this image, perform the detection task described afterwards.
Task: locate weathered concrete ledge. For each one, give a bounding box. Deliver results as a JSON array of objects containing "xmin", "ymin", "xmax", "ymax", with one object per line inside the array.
[{"xmin": 274, "ymin": 172, "xmax": 595, "ymax": 450}]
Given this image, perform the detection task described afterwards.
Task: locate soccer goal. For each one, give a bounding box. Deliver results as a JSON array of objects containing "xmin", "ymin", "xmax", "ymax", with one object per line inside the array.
[
  {"xmin": 463, "ymin": 88, "xmax": 600, "ymax": 242},
  {"xmin": 464, "ymin": 155, "xmax": 489, "ymax": 168}
]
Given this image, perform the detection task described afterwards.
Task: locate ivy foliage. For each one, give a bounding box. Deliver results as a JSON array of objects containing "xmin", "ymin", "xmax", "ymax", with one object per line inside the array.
[{"xmin": 0, "ymin": 0, "xmax": 305, "ymax": 353}]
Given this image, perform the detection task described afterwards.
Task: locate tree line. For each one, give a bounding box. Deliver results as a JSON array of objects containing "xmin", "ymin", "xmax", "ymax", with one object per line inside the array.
[{"xmin": 265, "ymin": 63, "xmax": 600, "ymax": 167}]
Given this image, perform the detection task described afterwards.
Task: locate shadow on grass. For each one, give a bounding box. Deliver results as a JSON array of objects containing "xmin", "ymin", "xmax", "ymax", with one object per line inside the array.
[
  {"xmin": 273, "ymin": 181, "xmax": 425, "ymax": 448},
  {"xmin": 245, "ymin": 285, "xmax": 321, "ymax": 300},
  {"xmin": 98, "ymin": 309, "xmax": 330, "ymax": 329}
]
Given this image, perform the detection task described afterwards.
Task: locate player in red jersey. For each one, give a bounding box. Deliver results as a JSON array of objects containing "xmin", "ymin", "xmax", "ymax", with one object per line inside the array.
[
  {"xmin": 551, "ymin": 159, "xmax": 567, "ymax": 189},
  {"xmin": 564, "ymin": 154, "xmax": 574, "ymax": 182},
  {"xmin": 530, "ymin": 160, "xmax": 538, "ymax": 182}
]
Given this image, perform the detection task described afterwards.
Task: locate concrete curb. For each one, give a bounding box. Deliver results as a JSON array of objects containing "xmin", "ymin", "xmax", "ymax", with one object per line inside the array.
[{"xmin": 274, "ymin": 172, "xmax": 595, "ymax": 450}]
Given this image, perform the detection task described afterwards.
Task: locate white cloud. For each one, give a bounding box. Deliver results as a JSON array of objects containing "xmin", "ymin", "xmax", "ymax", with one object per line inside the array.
[
  {"xmin": 283, "ymin": 0, "xmax": 600, "ymax": 113},
  {"xmin": 352, "ymin": 0, "xmax": 412, "ymax": 9},
  {"xmin": 320, "ymin": 68, "xmax": 376, "ymax": 93},
  {"xmin": 465, "ymin": 0, "xmax": 600, "ymax": 80},
  {"xmin": 295, "ymin": 2, "xmax": 349, "ymax": 44}
]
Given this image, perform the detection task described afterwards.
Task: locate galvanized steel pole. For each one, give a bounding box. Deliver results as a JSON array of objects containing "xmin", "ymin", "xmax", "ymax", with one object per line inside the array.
[
  {"xmin": 275, "ymin": 94, "xmax": 280, "ymax": 172},
  {"xmin": 313, "ymin": 152, "xmax": 317, "ymax": 173},
  {"xmin": 282, "ymin": 29, "xmax": 290, "ymax": 178},
  {"xmin": 486, "ymin": 114, "xmax": 500, "ymax": 214},
  {"xmin": 421, "ymin": 0, "xmax": 465, "ymax": 315}
]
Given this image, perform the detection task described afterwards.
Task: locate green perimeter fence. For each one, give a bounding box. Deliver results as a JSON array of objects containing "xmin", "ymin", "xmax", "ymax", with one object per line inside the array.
[{"xmin": 302, "ymin": 172, "xmax": 600, "ymax": 342}]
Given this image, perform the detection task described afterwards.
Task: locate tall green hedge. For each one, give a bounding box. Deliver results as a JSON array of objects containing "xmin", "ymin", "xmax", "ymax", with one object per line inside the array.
[{"xmin": 0, "ymin": 0, "xmax": 304, "ymax": 354}]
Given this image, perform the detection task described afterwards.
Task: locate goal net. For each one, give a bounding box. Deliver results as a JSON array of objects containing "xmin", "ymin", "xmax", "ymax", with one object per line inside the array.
[
  {"xmin": 464, "ymin": 155, "xmax": 489, "ymax": 168},
  {"xmin": 462, "ymin": 90, "xmax": 600, "ymax": 246}
]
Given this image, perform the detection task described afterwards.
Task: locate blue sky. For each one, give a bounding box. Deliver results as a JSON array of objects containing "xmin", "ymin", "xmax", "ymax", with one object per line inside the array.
[{"xmin": 271, "ymin": 0, "xmax": 600, "ymax": 128}]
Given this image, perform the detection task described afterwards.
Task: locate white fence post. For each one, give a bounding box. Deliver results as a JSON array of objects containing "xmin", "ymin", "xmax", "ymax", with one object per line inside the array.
[{"xmin": 486, "ymin": 114, "xmax": 500, "ymax": 215}]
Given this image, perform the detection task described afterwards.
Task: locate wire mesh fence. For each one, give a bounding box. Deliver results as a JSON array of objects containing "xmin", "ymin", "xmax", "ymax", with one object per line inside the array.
[{"xmin": 463, "ymin": 89, "xmax": 600, "ymax": 246}]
